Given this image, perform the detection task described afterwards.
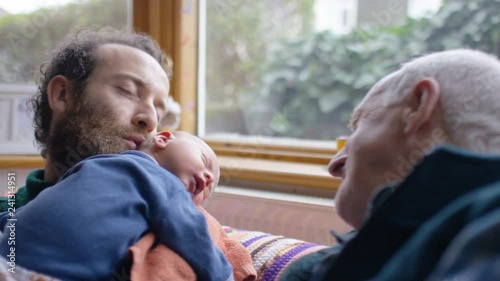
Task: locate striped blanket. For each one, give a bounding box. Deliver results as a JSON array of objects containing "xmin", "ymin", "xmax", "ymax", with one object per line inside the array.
[
  {"xmin": 224, "ymin": 226, "xmax": 328, "ymax": 281},
  {"xmin": 0, "ymin": 228, "xmax": 326, "ymax": 281}
]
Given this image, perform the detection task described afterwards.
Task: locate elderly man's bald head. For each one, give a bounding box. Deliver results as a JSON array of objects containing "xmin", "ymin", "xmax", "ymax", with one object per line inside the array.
[{"xmin": 384, "ymin": 49, "xmax": 500, "ymax": 153}]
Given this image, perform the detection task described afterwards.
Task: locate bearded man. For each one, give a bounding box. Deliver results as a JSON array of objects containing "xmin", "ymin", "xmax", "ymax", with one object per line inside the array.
[{"xmin": 0, "ymin": 29, "xmax": 172, "ymax": 210}]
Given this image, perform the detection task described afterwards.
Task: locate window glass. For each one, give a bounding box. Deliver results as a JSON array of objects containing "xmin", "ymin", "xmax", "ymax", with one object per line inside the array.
[
  {"xmin": 0, "ymin": 0, "xmax": 130, "ymax": 153},
  {"xmin": 0, "ymin": 0, "xmax": 130, "ymax": 84},
  {"xmin": 203, "ymin": 0, "xmax": 499, "ymax": 141}
]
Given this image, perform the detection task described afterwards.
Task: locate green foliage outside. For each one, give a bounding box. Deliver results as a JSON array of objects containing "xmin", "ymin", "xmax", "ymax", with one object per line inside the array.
[
  {"xmin": 253, "ymin": 0, "xmax": 500, "ymax": 140},
  {"xmin": 205, "ymin": 0, "xmax": 316, "ymax": 135},
  {"xmin": 0, "ymin": 0, "xmax": 127, "ymax": 84}
]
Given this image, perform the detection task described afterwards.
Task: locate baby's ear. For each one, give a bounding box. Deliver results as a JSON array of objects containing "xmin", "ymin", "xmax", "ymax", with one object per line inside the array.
[{"xmin": 154, "ymin": 131, "xmax": 174, "ymax": 149}]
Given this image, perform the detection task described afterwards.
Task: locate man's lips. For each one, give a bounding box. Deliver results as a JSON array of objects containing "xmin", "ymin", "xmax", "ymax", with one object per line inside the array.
[
  {"xmin": 124, "ymin": 135, "xmax": 146, "ymax": 149},
  {"xmin": 124, "ymin": 139, "xmax": 137, "ymax": 149}
]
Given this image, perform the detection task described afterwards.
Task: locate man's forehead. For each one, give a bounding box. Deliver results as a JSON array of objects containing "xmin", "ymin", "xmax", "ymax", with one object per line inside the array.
[
  {"xmin": 95, "ymin": 44, "xmax": 168, "ymax": 78},
  {"xmin": 94, "ymin": 43, "xmax": 170, "ymax": 96},
  {"xmin": 373, "ymin": 70, "xmax": 399, "ymax": 90},
  {"xmin": 350, "ymin": 71, "xmax": 400, "ymax": 129},
  {"xmin": 361, "ymin": 71, "xmax": 401, "ymax": 107},
  {"xmin": 353, "ymin": 85, "xmax": 384, "ymax": 116},
  {"xmin": 96, "ymin": 43, "xmax": 148, "ymax": 59}
]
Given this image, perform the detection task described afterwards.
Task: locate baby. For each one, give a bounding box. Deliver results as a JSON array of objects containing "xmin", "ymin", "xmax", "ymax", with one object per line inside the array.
[
  {"xmin": 0, "ymin": 131, "xmax": 233, "ymax": 281},
  {"xmin": 140, "ymin": 131, "xmax": 219, "ymax": 206},
  {"xmin": 131, "ymin": 131, "xmax": 257, "ymax": 281}
]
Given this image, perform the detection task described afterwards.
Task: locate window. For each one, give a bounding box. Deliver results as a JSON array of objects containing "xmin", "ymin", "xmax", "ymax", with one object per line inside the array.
[
  {"xmin": 198, "ymin": 0, "xmax": 499, "ymax": 190},
  {"xmin": 0, "ymin": 0, "xmax": 131, "ymax": 154},
  {"xmin": 201, "ymin": 0, "xmax": 448, "ymax": 142},
  {"xmin": 342, "ymin": 9, "xmax": 349, "ymax": 27}
]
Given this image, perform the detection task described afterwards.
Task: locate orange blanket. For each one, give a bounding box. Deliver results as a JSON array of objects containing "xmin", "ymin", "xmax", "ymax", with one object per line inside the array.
[{"xmin": 129, "ymin": 206, "xmax": 257, "ymax": 281}]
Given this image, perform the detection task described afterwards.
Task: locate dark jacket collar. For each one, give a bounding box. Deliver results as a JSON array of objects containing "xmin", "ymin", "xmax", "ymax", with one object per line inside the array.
[{"xmin": 370, "ymin": 145, "xmax": 500, "ymax": 227}]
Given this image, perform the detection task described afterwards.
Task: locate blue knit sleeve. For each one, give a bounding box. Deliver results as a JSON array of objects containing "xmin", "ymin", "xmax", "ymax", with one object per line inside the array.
[{"xmin": 144, "ymin": 183, "xmax": 234, "ymax": 281}]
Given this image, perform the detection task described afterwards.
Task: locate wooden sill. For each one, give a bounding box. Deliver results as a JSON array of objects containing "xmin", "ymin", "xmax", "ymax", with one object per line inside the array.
[
  {"xmin": 0, "ymin": 155, "xmax": 44, "ymax": 169},
  {"xmin": 214, "ymin": 147, "xmax": 334, "ymax": 165},
  {"xmin": 205, "ymin": 136, "xmax": 343, "ymax": 165},
  {"xmin": 218, "ymin": 156, "xmax": 340, "ymax": 190}
]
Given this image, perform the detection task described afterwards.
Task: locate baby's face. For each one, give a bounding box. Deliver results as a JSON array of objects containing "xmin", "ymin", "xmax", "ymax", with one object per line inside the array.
[{"xmin": 149, "ymin": 132, "xmax": 220, "ymax": 206}]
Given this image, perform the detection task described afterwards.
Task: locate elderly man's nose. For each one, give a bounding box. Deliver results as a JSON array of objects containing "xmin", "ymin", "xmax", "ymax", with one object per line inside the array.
[{"xmin": 328, "ymin": 147, "xmax": 347, "ymax": 178}]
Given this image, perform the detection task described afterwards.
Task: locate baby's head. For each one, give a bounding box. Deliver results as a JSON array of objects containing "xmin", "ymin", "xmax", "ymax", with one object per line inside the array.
[{"xmin": 139, "ymin": 131, "xmax": 219, "ymax": 205}]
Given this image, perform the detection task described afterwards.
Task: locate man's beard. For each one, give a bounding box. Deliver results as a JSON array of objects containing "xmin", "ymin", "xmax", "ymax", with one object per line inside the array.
[{"xmin": 46, "ymin": 98, "xmax": 149, "ymax": 178}]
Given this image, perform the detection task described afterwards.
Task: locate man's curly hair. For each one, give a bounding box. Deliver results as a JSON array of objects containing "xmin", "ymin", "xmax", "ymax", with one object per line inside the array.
[{"xmin": 31, "ymin": 28, "xmax": 173, "ymax": 157}]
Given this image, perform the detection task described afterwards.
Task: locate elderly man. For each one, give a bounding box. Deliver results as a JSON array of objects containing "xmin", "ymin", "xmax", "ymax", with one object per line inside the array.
[{"xmin": 281, "ymin": 49, "xmax": 500, "ymax": 281}]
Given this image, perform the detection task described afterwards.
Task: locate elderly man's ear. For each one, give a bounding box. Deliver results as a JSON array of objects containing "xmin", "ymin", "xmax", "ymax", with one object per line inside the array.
[
  {"xmin": 47, "ymin": 75, "xmax": 74, "ymax": 115},
  {"xmin": 403, "ymin": 78, "xmax": 440, "ymax": 135}
]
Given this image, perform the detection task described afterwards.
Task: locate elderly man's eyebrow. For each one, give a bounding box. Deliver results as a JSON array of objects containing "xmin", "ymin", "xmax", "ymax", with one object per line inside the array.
[{"xmin": 349, "ymin": 110, "xmax": 361, "ymax": 131}]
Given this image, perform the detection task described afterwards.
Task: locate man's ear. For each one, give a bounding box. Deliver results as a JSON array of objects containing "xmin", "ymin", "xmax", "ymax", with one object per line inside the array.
[
  {"xmin": 403, "ymin": 78, "xmax": 440, "ymax": 135},
  {"xmin": 47, "ymin": 75, "xmax": 73, "ymax": 114}
]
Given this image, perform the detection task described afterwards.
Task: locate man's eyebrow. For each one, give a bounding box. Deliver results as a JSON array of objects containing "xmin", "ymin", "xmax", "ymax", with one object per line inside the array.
[{"xmin": 112, "ymin": 73, "xmax": 148, "ymax": 89}]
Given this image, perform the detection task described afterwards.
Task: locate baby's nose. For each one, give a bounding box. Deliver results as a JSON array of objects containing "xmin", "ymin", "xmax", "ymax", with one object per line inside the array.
[{"xmin": 195, "ymin": 172, "xmax": 214, "ymax": 194}]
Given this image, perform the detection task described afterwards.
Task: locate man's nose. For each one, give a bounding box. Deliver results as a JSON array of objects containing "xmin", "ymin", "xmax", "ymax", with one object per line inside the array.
[
  {"xmin": 132, "ymin": 104, "xmax": 158, "ymax": 133},
  {"xmin": 328, "ymin": 147, "xmax": 347, "ymax": 178}
]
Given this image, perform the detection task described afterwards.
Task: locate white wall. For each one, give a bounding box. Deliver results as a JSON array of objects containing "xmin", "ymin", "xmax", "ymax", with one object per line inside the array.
[
  {"xmin": 203, "ymin": 186, "xmax": 352, "ymax": 245},
  {"xmin": 0, "ymin": 84, "xmax": 39, "ymax": 155}
]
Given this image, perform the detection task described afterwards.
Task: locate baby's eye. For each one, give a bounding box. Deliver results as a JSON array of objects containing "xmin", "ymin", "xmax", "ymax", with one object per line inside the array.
[{"xmin": 201, "ymin": 153, "xmax": 208, "ymax": 167}]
